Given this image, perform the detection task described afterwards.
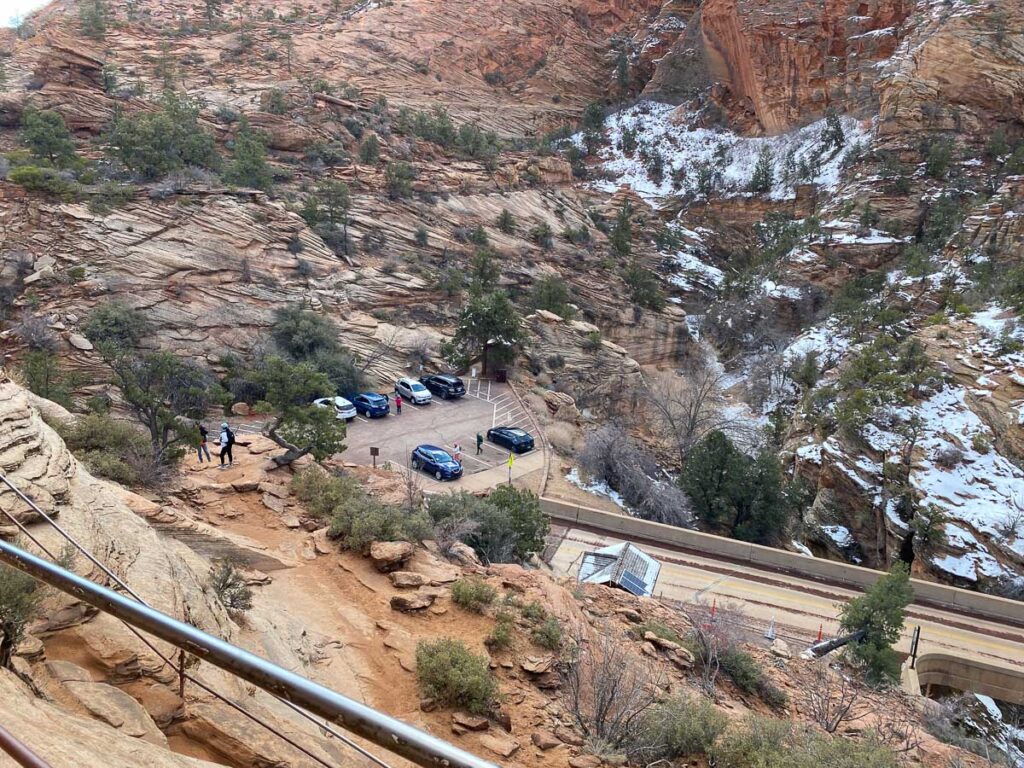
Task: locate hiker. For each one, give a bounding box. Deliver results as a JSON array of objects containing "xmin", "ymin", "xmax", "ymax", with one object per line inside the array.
[
  {"xmin": 219, "ymin": 422, "xmax": 235, "ymax": 468},
  {"xmin": 394, "ymin": 393, "xmax": 402, "ymax": 415},
  {"xmin": 197, "ymin": 423, "xmax": 212, "ymax": 463},
  {"xmin": 476, "ymin": 432, "xmax": 483, "ymax": 455},
  {"xmin": 453, "ymin": 443, "xmax": 462, "ymax": 463}
]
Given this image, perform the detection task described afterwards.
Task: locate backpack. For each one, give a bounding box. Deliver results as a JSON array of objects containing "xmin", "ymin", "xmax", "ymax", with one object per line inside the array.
[{"xmin": 225, "ymin": 428, "xmax": 235, "ymax": 446}]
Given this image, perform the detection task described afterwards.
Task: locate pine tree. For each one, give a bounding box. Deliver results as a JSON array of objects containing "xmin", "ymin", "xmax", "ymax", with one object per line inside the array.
[
  {"xmin": 225, "ymin": 118, "xmax": 272, "ymax": 191},
  {"xmin": 495, "ymin": 208, "xmax": 516, "ymax": 234},
  {"xmin": 19, "ymin": 108, "xmax": 77, "ymax": 167},
  {"xmin": 821, "ymin": 108, "xmax": 845, "ymax": 152},
  {"xmin": 839, "ymin": 562, "xmax": 913, "ymax": 682},
  {"xmin": 79, "ymin": 0, "xmax": 110, "ymax": 39},
  {"xmin": 359, "ymin": 134, "xmax": 380, "ymax": 164},
  {"xmin": 748, "ymin": 146, "xmax": 774, "ymax": 194},
  {"xmin": 609, "ymin": 202, "xmax": 632, "ymax": 258}
]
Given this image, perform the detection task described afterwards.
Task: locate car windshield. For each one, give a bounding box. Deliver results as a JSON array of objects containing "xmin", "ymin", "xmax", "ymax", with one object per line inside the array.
[
  {"xmin": 508, "ymin": 429, "xmax": 528, "ymax": 437},
  {"xmin": 367, "ymin": 394, "xmax": 385, "ymax": 403},
  {"xmin": 410, "ymin": 383, "xmax": 427, "ymax": 392},
  {"xmin": 431, "ymin": 450, "xmax": 453, "ymax": 462}
]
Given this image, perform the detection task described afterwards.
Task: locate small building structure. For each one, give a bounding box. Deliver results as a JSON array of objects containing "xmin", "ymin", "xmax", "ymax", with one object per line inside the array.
[{"xmin": 577, "ymin": 542, "xmax": 661, "ymax": 597}]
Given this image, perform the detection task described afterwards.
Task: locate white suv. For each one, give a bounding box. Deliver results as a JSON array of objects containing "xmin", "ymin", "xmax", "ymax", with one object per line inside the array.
[
  {"xmin": 395, "ymin": 377, "xmax": 432, "ymax": 405},
  {"xmin": 313, "ymin": 396, "xmax": 357, "ymax": 421}
]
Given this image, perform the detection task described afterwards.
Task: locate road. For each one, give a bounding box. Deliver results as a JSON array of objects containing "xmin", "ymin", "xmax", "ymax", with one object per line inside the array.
[{"xmin": 548, "ymin": 525, "xmax": 1024, "ymax": 675}]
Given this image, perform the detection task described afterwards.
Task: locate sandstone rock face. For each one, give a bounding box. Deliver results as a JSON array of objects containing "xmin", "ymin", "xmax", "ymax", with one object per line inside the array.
[
  {"xmin": 0, "ymin": 378, "xmax": 75, "ymax": 532},
  {"xmin": 0, "ymin": 669, "xmax": 215, "ymax": 768},
  {"xmin": 648, "ymin": 0, "xmax": 913, "ymax": 134},
  {"xmin": 877, "ymin": 2, "xmax": 1024, "ymax": 136},
  {"xmin": 369, "ymin": 541, "xmax": 416, "ymax": 572},
  {"xmin": 0, "ymin": 381, "xmax": 340, "ymax": 765}
]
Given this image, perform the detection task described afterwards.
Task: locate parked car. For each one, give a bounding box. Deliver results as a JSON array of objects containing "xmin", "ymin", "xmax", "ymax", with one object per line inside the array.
[
  {"xmin": 419, "ymin": 373, "xmax": 466, "ymax": 400},
  {"xmin": 410, "ymin": 444, "xmax": 463, "ymax": 481},
  {"xmin": 395, "ymin": 377, "xmax": 432, "ymax": 405},
  {"xmin": 352, "ymin": 392, "xmax": 390, "ymax": 418},
  {"xmin": 313, "ymin": 396, "xmax": 357, "ymax": 422},
  {"xmin": 487, "ymin": 426, "xmax": 535, "ymax": 453}
]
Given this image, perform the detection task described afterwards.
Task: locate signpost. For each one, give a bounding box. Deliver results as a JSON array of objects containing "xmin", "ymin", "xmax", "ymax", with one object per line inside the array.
[{"xmin": 370, "ymin": 446, "xmax": 379, "ymax": 468}]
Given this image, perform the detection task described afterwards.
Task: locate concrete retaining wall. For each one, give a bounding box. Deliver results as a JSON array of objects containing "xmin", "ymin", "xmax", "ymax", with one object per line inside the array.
[
  {"xmin": 541, "ymin": 497, "xmax": 1024, "ymax": 626},
  {"xmin": 912, "ymin": 653, "xmax": 1024, "ymax": 705}
]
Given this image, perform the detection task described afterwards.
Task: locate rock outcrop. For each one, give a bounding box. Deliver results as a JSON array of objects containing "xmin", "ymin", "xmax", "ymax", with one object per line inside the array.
[{"xmin": 647, "ymin": 0, "xmax": 913, "ymax": 134}]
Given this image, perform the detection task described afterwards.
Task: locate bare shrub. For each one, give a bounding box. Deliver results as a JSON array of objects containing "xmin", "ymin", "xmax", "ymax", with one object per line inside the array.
[
  {"xmin": 995, "ymin": 507, "xmax": 1023, "ymax": 540},
  {"xmin": 804, "ymin": 663, "xmax": 865, "ymax": 733},
  {"xmin": 208, "ymin": 560, "xmax": 253, "ymax": 612},
  {"xmin": 577, "ymin": 424, "xmax": 692, "ymax": 527},
  {"xmin": 933, "ymin": 445, "xmax": 964, "ymax": 469},
  {"xmin": 14, "ymin": 315, "xmax": 58, "ymax": 352},
  {"xmin": 645, "ymin": 362, "xmax": 756, "ymax": 464},
  {"xmin": 545, "ymin": 421, "xmax": 579, "ymax": 455},
  {"xmin": 562, "ymin": 622, "xmax": 666, "ymax": 754},
  {"xmin": 679, "ymin": 601, "xmax": 744, "ymax": 695}
]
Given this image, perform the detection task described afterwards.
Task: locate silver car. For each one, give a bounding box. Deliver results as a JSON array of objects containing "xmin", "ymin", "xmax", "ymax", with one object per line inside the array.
[
  {"xmin": 395, "ymin": 377, "xmax": 432, "ymax": 405},
  {"xmin": 313, "ymin": 396, "xmax": 357, "ymax": 421}
]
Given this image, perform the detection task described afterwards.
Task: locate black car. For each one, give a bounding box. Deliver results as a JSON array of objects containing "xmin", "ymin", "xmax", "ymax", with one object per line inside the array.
[
  {"xmin": 487, "ymin": 426, "xmax": 535, "ymax": 453},
  {"xmin": 419, "ymin": 373, "xmax": 466, "ymax": 400}
]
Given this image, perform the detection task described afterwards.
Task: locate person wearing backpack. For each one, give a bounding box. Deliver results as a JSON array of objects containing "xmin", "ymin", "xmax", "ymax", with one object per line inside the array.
[{"xmin": 219, "ymin": 422, "xmax": 235, "ymax": 468}]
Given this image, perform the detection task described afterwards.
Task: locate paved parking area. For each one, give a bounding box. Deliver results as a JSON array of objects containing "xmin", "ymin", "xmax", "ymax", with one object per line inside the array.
[{"xmin": 338, "ymin": 378, "xmax": 537, "ymax": 480}]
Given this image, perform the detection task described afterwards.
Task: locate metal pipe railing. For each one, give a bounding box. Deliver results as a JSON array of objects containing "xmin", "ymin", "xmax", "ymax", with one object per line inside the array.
[
  {"xmin": 0, "ymin": 538, "xmax": 498, "ymax": 768},
  {"xmin": 0, "ymin": 723, "xmax": 53, "ymax": 768}
]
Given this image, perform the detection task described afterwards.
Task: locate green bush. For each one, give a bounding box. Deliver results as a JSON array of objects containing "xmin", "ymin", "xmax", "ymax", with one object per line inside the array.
[
  {"xmin": 720, "ymin": 647, "xmax": 763, "ymax": 694},
  {"xmin": 520, "ymin": 601, "xmax": 546, "ymax": 622},
  {"xmin": 0, "ymin": 562, "xmax": 42, "ymax": 667},
  {"xmin": 225, "ymin": 118, "xmax": 272, "ymax": 191},
  {"xmin": 105, "ymin": 91, "xmax": 220, "ymax": 179},
  {"xmin": 8, "ymin": 165, "xmax": 79, "ymax": 198},
  {"xmin": 334, "ymin": 496, "xmax": 432, "ymax": 553},
  {"xmin": 486, "ymin": 611, "xmax": 515, "ymax": 650},
  {"xmin": 640, "ymin": 695, "xmax": 727, "ymax": 760},
  {"xmin": 710, "ymin": 718, "xmax": 898, "ymax": 768},
  {"xmin": 451, "ymin": 578, "xmax": 497, "ymax": 613},
  {"xmin": 84, "ymin": 302, "xmax": 150, "ymax": 349},
  {"xmin": 385, "ymin": 161, "xmax": 415, "ymax": 200},
  {"xmin": 415, "ymin": 638, "xmax": 497, "ymax": 714},
  {"xmin": 61, "ymin": 413, "xmax": 155, "ymax": 487},
  {"xmin": 291, "ymin": 467, "xmax": 362, "ymax": 519},
  {"xmin": 293, "ymin": 466, "xmax": 430, "ymax": 550},
  {"xmin": 426, "ymin": 487, "xmax": 548, "ymax": 564},
  {"xmin": 19, "ymin": 108, "xmax": 77, "ymax": 167},
  {"xmin": 531, "ymin": 616, "xmax": 562, "ymax": 650},
  {"xmin": 628, "ymin": 620, "xmax": 681, "ymax": 645}
]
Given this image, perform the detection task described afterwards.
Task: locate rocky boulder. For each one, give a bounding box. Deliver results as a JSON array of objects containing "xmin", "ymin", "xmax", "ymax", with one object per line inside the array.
[{"xmin": 369, "ymin": 541, "xmax": 416, "ymax": 572}]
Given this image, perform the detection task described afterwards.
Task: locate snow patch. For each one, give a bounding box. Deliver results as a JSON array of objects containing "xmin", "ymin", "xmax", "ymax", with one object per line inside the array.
[{"xmin": 588, "ymin": 102, "xmax": 869, "ymax": 203}]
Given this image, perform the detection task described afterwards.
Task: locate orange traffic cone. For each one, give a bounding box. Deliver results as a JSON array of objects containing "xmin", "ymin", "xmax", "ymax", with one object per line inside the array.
[{"xmin": 816, "ymin": 624, "xmax": 824, "ymax": 643}]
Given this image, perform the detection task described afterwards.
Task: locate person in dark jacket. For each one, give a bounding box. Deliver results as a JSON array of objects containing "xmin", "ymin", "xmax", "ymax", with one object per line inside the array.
[
  {"xmin": 197, "ymin": 424, "xmax": 212, "ymax": 463},
  {"xmin": 219, "ymin": 422, "xmax": 235, "ymax": 468}
]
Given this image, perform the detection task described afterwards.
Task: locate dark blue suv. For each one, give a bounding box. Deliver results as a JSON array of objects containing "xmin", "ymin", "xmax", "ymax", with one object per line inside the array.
[
  {"xmin": 411, "ymin": 444, "xmax": 463, "ymax": 481},
  {"xmin": 487, "ymin": 426, "xmax": 535, "ymax": 453},
  {"xmin": 352, "ymin": 392, "xmax": 390, "ymax": 418}
]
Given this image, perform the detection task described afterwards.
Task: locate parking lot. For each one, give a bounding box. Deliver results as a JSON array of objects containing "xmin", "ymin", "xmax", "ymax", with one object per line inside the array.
[{"xmin": 338, "ymin": 378, "xmax": 539, "ymax": 485}]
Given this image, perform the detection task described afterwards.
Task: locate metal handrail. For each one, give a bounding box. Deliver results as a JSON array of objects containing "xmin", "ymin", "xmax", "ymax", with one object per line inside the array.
[
  {"xmin": 0, "ymin": 538, "xmax": 498, "ymax": 768},
  {"xmin": 0, "ymin": 723, "xmax": 53, "ymax": 768},
  {"xmin": 0, "ymin": 473, "xmax": 387, "ymax": 767}
]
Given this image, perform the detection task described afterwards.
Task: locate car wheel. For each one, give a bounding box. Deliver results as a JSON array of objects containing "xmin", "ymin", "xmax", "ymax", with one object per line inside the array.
[
  {"xmin": 412, "ymin": 459, "xmax": 420, "ymax": 470},
  {"xmin": 435, "ymin": 470, "xmax": 443, "ymax": 481},
  {"xmin": 442, "ymin": 391, "xmax": 449, "ymax": 400}
]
